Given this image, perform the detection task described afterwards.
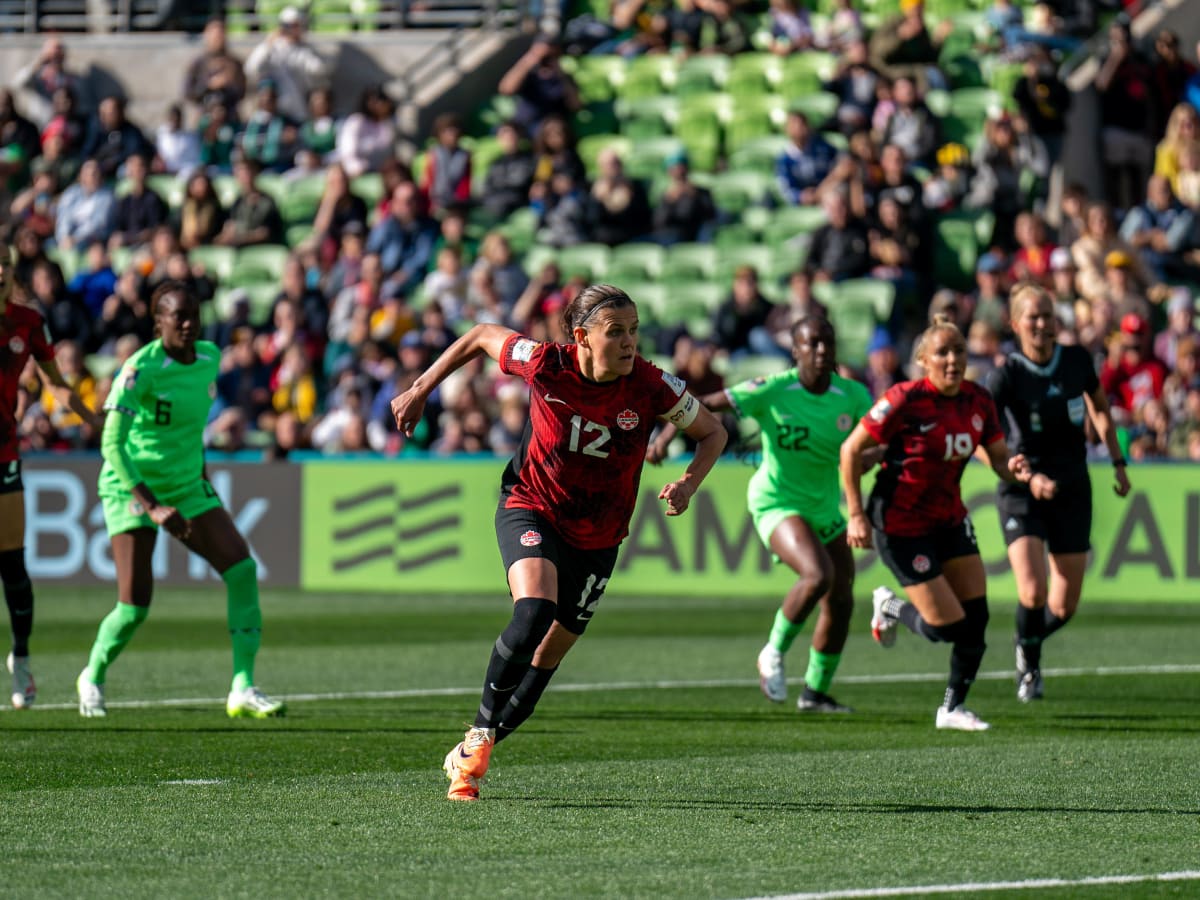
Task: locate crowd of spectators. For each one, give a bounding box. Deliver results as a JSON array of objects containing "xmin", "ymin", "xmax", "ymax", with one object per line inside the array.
[{"xmin": 2, "ymin": 2, "xmax": 1200, "ymax": 463}]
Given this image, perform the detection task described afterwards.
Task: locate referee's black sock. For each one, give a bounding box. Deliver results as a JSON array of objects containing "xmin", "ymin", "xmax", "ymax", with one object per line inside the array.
[
  {"xmin": 1015, "ymin": 604, "xmax": 1045, "ymax": 671},
  {"xmin": 0, "ymin": 549, "xmax": 33, "ymax": 657},
  {"xmin": 495, "ymin": 665, "xmax": 559, "ymax": 744},
  {"xmin": 945, "ymin": 598, "xmax": 988, "ymax": 710},
  {"xmin": 1042, "ymin": 607, "xmax": 1072, "ymax": 640},
  {"xmin": 474, "ymin": 597, "xmax": 556, "ymax": 729}
]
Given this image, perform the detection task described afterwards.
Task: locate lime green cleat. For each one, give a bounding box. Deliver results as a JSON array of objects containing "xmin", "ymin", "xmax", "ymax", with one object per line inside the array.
[{"xmin": 226, "ymin": 686, "xmax": 286, "ymax": 719}]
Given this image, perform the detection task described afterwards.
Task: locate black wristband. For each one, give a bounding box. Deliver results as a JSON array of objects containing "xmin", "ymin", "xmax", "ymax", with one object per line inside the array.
[{"xmin": 1112, "ymin": 458, "xmax": 1128, "ymax": 468}]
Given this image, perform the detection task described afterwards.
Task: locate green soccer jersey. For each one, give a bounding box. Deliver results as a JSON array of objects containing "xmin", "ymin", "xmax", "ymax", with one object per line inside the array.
[
  {"xmin": 727, "ymin": 369, "xmax": 872, "ymax": 524},
  {"xmin": 99, "ymin": 339, "xmax": 220, "ymax": 496}
]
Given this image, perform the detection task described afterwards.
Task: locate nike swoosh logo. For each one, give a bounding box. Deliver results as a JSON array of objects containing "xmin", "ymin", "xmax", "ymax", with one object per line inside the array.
[
  {"xmin": 2, "ymin": 474, "xmax": 18, "ymax": 484},
  {"xmin": 919, "ymin": 423, "xmax": 937, "ymax": 433},
  {"xmin": 458, "ymin": 747, "xmax": 472, "ymax": 759},
  {"xmin": 544, "ymin": 394, "xmax": 568, "ymax": 406}
]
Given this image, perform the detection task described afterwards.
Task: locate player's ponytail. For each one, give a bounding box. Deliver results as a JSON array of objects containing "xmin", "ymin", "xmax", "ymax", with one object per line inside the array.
[{"xmin": 563, "ymin": 284, "xmax": 634, "ymax": 337}]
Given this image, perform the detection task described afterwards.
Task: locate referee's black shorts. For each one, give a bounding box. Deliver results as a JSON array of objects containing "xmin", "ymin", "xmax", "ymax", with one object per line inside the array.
[{"xmin": 996, "ymin": 474, "xmax": 1092, "ymax": 555}]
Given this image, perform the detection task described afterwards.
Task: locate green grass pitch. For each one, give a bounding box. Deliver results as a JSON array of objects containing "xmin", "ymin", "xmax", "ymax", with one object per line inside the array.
[{"xmin": 3, "ymin": 588, "xmax": 1199, "ymax": 899}]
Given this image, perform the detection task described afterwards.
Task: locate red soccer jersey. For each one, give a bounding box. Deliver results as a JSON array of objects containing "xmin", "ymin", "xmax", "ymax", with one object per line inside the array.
[
  {"xmin": 861, "ymin": 378, "xmax": 1003, "ymax": 536},
  {"xmin": 498, "ymin": 333, "xmax": 698, "ymax": 549},
  {"xmin": 0, "ymin": 302, "xmax": 54, "ymax": 462}
]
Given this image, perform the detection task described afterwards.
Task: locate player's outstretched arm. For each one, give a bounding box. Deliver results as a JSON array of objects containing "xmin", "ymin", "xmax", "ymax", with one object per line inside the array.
[
  {"xmin": 391, "ymin": 324, "xmax": 516, "ymax": 437},
  {"xmin": 658, "ymin": 404, "xmax": 727, "ymax": 516},
  {"xmin": 840, "ymin": 423, "xmax": 877, "ymax": 549}
]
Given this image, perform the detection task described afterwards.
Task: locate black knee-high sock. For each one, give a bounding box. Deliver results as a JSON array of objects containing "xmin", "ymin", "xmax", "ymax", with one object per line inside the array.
[
  {"xmin": 896, "ymin": 602, "xmax": 968, "ymax": 645},
  {"xmin": 495, "ymin": 665, "xmax": 559, "ymax": 743},
  {"xmin": 1016, "ymin": 604, "xmax": 1045, "ymax": 671},
  {"xmin": 0, "ymin": 549, "xmax": 33, "ymax": 657},
  {"xmin": 474, "ymin": 598, "xmax": 556, "ymax": 729},
  {"xmin": 1042, "ymin": 607, "xmax": 1071, "ymax": 640},
  {"xmin": 945, "ymin": 598, "xmax": 988, "ymax": 710}
]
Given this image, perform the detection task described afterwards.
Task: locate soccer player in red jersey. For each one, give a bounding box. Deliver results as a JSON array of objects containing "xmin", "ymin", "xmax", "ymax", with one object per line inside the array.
[
  {"xmin": 839, "ymin": 314, "xmax": 1037, "ymax": 731},
  {"xmin": 0, "ymin": 241, "xmax": 100, "ymax": 708},
  {"xmin": 391, "ymin": 284, "xmax": 726, "ymax": 801}
]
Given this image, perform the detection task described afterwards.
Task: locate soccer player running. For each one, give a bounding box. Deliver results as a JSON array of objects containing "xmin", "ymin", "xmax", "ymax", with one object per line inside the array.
[
  {"xmin": 840, "ymin": 315, "xmax": 1037, "ymax": 731},
  {"xmin": 986, "ymin": 285, "xmax": 1130, "ymax": 701},
  {"xmin": 648, "ymin": 316, "xmax": 872, "ymax": 712},
  {"xmin": 0, "ymin": 241, "xmax": 100, "ymax": 708},
  {"xmin": 76, "ymin": 282, "xmax": 285, "ymax": 719},
  {"xmin": 390, "ymin": 284, "xmax": 726, "ymax": 801}
]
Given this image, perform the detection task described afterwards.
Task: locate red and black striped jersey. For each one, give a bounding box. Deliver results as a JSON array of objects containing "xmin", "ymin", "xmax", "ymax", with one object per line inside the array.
[
  {"xmin": 498, "ymin": 333, "xmax": 698, "ymax": 550},
  {"xmin": 861, "ymin": 378, "xmax": 1003, "ymax": 536},
  {"xmin": 0, "ymin": 302, "xmax": 54, "ymax": 462}
]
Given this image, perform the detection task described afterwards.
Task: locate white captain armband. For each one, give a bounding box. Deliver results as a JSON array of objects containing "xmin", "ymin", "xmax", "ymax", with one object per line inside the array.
[{"xmin": 664, "ymin": 391, "xmax": 699, "ymax": 429}]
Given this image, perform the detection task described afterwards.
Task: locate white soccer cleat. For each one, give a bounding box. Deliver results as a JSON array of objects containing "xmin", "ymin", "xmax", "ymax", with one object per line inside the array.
[
  {"xmin": 1017, "ymin": 670, "xmax": 1044, "ymax": 703},
  {"xmin": 226, "ymin": 686, "xmax": 287, "ymax": 719},
  {"xmin": 77, "ymin": 670, "xmax": 107, "ymax": 718},
  {"xmin": 7, "ymin": 652, "xmax": 35, "ymax": 709},
  {"xmin": 871, "ymin": 586, "xmax": 899, "ymax": 648},
  {"xmin": 756, "ymin": 644, "xmax": 787, "ymax": 702},
  {"xmin": 936, "ymin": 705, "xmax": 990, "ymax": 731}
]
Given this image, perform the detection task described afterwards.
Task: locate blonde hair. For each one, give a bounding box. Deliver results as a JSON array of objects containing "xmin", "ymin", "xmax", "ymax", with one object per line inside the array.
[
  {"xmin": 1009, "ymin": 282, "xmax": 1052, "ymax": 323},
  {"xmin": 1161, "ymin": 103, "xmax": 1200, "ymax": 154},
  {"xmin": 914, "ymin": 313, "xmax": 963, "ymax": 365}
]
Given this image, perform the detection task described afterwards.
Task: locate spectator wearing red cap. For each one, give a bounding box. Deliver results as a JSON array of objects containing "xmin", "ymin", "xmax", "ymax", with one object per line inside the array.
[{"xmin": 1100, "ymin": 313, "xmax": 1168, "ymax": 420}]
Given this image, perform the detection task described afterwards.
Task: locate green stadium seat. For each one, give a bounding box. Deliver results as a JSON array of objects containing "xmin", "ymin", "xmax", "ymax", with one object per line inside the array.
[
  {"xmin": 662, "ymin": 243, "xmax": 719, "ymax": 280},
  {"xmin": 811, "ymin": 279, "xmax": 892, "ymax": 368},
  {"xmin": 767, "ymin": 204, "xmax": 828, "ymax": 246},
  {"xmin": 674, "ymin": 106, "xmax": 722, "ymax": 173},
  {"xmin": 572, "ymin": 101, "xmax": 619, "ymax": 138},
  {"xmin": 785, "ymin": 91, "xmax": 839, "ymax": 128},
  {"xmin": 624, "ymin": 137, "xmax": 688, "ymax": 182},
  {"xmin": 933, "ymin": 216, "xmax": 979, "ymax": 292},
  {"xmin": 472, "ymin": 95, "xmax": 518, "ymax": 134},
  {"xmin": 255, "ymin": 173, "xmax": 289, "ymax": 207},
  {"xmin": 212, "ymin": 175, "xmax": 241, "ymax": 208},
  {"xmin": 109, "ymin": 246, "xmax": 134, "ymax": 274},
  {"xmin": 350, "ymin": 173, "xmax": 384, "ymax": 207},
  {"xmin": 567, "ymin": 55, "xmax": 626, "ymax": 104},
  {"xmin": 678, "ymin": 91, "xmax": 735, "ymax": 126},
  {"xmin": 84, "ymin": 352, "xmax": 121, "ymax": 381},
  {"xmin": 728, "ymin": 135, "xmax": 789, "ymax": 177},
  {"xmin": 675, "ymin": 55, "xmax": 730, "ymax": 96},
  {"xmin": 615, "ymin": 95, "xmax": 680, "ymax": 139},
  {"xmin": 654, "ymin": 280, "xmax": 725, "ymax": 326},
  {"xmin": 310, "ymin": 0, "xmax": 353, "ymax": 32},
  {"xmin": 232, "ymin": 244, "xmax": 291, "ymax": 285},
  {"xmin": 578, "ymin": 134, "xmax": 634, "ymax": 178},
  {"xmin": 610, "ymin": 243, "xmax": 667, "ymax": 282},
  {"xmin": 725, "ymin": 108, "xmax": 779, "ymax": 155},
  {"xmin": 188, "ymin": 245, "xmax": 236, "ymax": 282},
  {"xmin": 782, "ymin": 52, "xmax": 838, "ymax": 87},
  {"xmin": 621, "ymin": 281, "xmax": 668, "ymax": 320},
  {"xmin": 713, "ymin": 224, "xmax": 759, "ymax": 250},
  {"xmin": 708, "ymin": 170, "xmax": 776, "ymax": 215},
  {"xmin": 627, "ymin": 54, "xmax": 679, "ymax": 93},
  {"xmin": 556, "ymin": 243, "xmax": 612, "ymax": 282},
  {"xmin": 522, "ymin": 244, "xmax": 559, "ymax": 278},
  {"xmin": 723, "ymin": 353, "xmax": 787, "ymax": 387},
  {"xmin": 497, "ymin": 207, "xmax": 540, "ymax": 256},
  {"xmin": 727, "ymin": 53, "xmax": 784, "ymax": 97},
  {"xmin": 278, "ymin": 174, "xmax": 327, "ymax": 226},
  {"xmin": 146, "ymin": 174, "xmax": 185, "ymax": 210},
  {"xmin": 286, "ymin": 224, "xmax": 316, "ymax": 248}
]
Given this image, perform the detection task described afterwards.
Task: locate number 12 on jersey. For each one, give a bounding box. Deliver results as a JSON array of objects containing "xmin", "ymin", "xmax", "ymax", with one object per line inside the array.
[
  {"xmin": 568, "ymin": 414, "xmax": 611, "ymax": 458},
  {"xmin": 943, "ymin": 432, "xmax": 972, "ymax": 460}
]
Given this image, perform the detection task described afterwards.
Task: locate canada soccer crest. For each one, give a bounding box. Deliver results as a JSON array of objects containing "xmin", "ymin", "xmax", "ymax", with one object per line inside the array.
[
  {"xmin": 971, "ymin": 414, "xmax": 983, "ymax": 431},
  {"xmin": 8, "ymin": 336, "xmax": 24, "ymax": 354},
  {"xmin": 616, "ymin": 409, "xmax": 639, "ymax": 431},
  {"xmin": 519, "ymin": 530, "xmax": 542, "ymax": 547},
  {"xmin": 912, "ymin": 554, "xmax": 931, "ymax": 574}
]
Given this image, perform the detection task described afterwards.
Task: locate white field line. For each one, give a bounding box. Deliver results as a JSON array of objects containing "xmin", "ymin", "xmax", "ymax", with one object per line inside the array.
[
  {"xmin": 740, "ymin": 869, "xmax": 1200, "ymax": 900},
  {"xmin": 8, "ymin": 663, "xmax": 1200, "ymax": 713}
]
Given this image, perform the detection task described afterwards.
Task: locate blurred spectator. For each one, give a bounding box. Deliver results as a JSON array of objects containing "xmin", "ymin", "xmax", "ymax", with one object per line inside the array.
[
  {"xmin": 273, "ymin": 255, "xmax": 329, "ymax": 339},
  {"xmin": 587, "ymin": 148, "xmax": 649, "ymax": 245},
  {"xmin": 509, "ymin": 261, "xmax": 563, "ymax": 333},
  {"xmin": 329, "ymin": 252, "xmax": 386, "ymax": 342},
  {"xmin": 421, "ymin": 113, "xmax": 471, "ymax": 216},
  {"xmin": 768, "ymin": 0, "xmax": 814, "ymax": 54},
  {"xmin": 1175, "ymin": 141, "xmax": 1200, "ymax": 211},
  {"xmin": 711, "ymin": 266, "xmax": 775, "ymax": 358},
  {"xmin": 424, "ymin": 245, "xmax": 469, "ymax": 324},
  {"xmin": 1187, "ymin": 38, "xmax": 1200, "ymax": 112},
  {"xmin": 872, "ymin": 143, "xmax": 925, "ymax": 230},
  {"xmin": 466, "ymin": 264, "xmax": 508, "ymax": 325},
  {"xmin": 971, "ymin": 251, "xmax": 1009, "ymax": 334},
  {"xmin": 39, "ymin": 340, "xmax": 97, "ymax": 442},
  {"xmin": 827, "ymin": 40, "xmax": 880, "ymax": 136},
  {"xmin": 183, "ymin": 18, "xmax": 246, "ymax": 119},
  {"xmin": 83, "ymin": 96, "xmax": 152, "ymax": 180},
  {"xmin": 214, "ymin": 157, "xmax": 284, "ymax": 247},
  {"xmin": 1154, "ymin": 103, "xmax": 1200, "ymax": 199},
  {"xmin": 1119, "ymin": 174, "xmax": 1196, "ymax": 283},
  {"xmin": 1128, "ymin": 397, "xmax": 1172, "ymax": 460},
  {"xmin": 1013, "ymin": 46, "xmax": 1070, "ymax": 174},
  {"xmin": 868, "ymin": 0, "xmax": 950, "ymax": 93},
  {"xmin": 1155, "ymin": 289, "xmax": 1199, "ymax": 371},
  {"xmin": 178, "ymin": 170, "xmax": 226, "ymax": 250},
  {"xmin": 94, "ymin": 268, "xmax": 152, "ymax": 353},
  {"xmin": 1048, "ymin": 246, "xmax": 1080, "ymax": 315},
  {"xmin": 1149, "ymin": 30, "xmax": 1196, "ymax": 138},
  {"xmin": 868, "ymin": 194, "xmax": 920, "ymax": 292},
  {"xmin": 1101, "ymin": 313, "xmax": 1167, "ymax": 420},
  {"xmin": 300, "ymin": 87, "xmax": 337, "ymax": 160},
  {"xmin": 324, "ymin": 220, "xmax": 367, "ymax": 297},
  {"xmin": 197, "ymin": 92, "xmax": 237, "ymax": 172},
  {"xmin": 1009, "ymin": 211, "xmax": 1056, "ymax": 286},
  {"xmin": 807, "ymin": 190, "xmax": 870, "ymax": 281},
  {"xmin": 9, "ymin": 167, "xmax": 61, "ymax": 240},
  {"xmin": 31, "ymin": 260, "xmax": 91, "ymax": 345},
  {"xmin": 111, "ymin": 154, "xmax": 168, "ymax": 250},
  {"xmin": 1101, "ymin": 250, "xmax": 1151, "ymax": 323},
  {"xmin": 498, "ymin": 36, "xmax": 581, "ymax": 135},
  {"xmin": 312, "ymin": 162, "xmax": 368, "ymax": 258},
  {"xmin": 863, "ymin": 327, "xmax": 902, "ymax": 396},
  {"xmin": 14, "ymin": 37, "xmax": 97, "ymax": 126},
  {"xmin": 217, "ymin": 328, "xmax": 273, "ymax": 425},
  {"xmin": 30, "ymin": 128, "xmax": 80, "ymax": 203},
  {"xmin": 55, "ymin": 159, "xmax": 115, "ymax": 251},
  {"xmin": 823, "ymin": 0, "xmax": 864, "ymax": 51},
  {"xmin": 244, "ymin": 6, "xmax": 330, "ymax": 125},
  {"xmin": 1056, "ymin": 181, "xmax": 1089, "ymax": 247},
  {"xmin": 879, "ymin": 76, "xmax": 940, "ymax": 166},
  {"xmin": 270, "ymin": 343, "xmax": 318, "ymax": 427},
  {"xmin": 965, "ymin": 114, "xmax": 1048, "ymax": 249},
  {"xmin": 42, "ymin": 86, "xmax": 87, "ymax": 158},
  {"xmin": 534, "ymin": 171, "xmax": 588, "ymax": 248},
  {"xmin": 67, "ymin": 242, "xmax": 117, "ymax": 317},
  {"xmin": 155, "ymin": 103, "xmax": 201, "ymax": 177},
  {"xmin": 311, "ymin": 383, "xmax": 370, "ymax": 454},
  {"xmin": 12, "ymin": 228, "xmax": 62, "ymax": 288},
  {"xmin": 777, "ymin": 111, "xmax": 838, "ymax": 206},
  {"xmin": 529, "ymin": 115, "xmax": 585, "ymax": 199},
  {"xmin": 922, "ymin": 141, "xmax": 972, "ymax": 213},
  {"xmin": 650, "ymin": 150, "xmax": 717, "ymax": 245},
  {"xmin": 487, "ymin": 391, "xmax": 529, "ymax": 457},
  {"xmin": 764, "ymin": 269, "xmax": 826, "ymax": 355},
  {"xmin": 0, "ymin": 91, "xmax": 42, "ymax": 192},
  {"xmin": 474, "ymin": 232, "xmax": 528, "ymax": 311},
  {"xmin": 1071, "ymin": 201, "xmax": 1150, "ymax": 302},
  {"xmin": 1094, "ymin": 21, "xmax": 1156, "ymax": 210},
  {"xmin": 481, "ymin": 121, "xmax": 535, "ymax": 223},
  {"xmin": 431, "ymin": 207, "xmax": 477, "ymax": 268},
  {"xmin": 965, "ymin": 319, "xmax": 1004, "ymax": 382},
  {"xmin": 366, "ymin": 180, "xmax": 437, "ymax": 296},
  {"xmin": 240, "ymin": 80, "xmax": 298, "ymax": 172},
  {"xmin": 335, "ymin": 85, "xmax": 396, "ymax": 178}
]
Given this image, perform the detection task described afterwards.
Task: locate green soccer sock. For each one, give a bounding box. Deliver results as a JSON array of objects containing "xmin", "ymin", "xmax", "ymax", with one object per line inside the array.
[
  {"xmin": 85, "ymin": 602, "xmax": 149, "ymax": 684},
  {"xmin": 804, "ymin": 649, "xmax": 842, "ymax": 695},
  {"xmin": 768, "ymin": 607, "xmax": 805, "ymax": 654},
  {"xmin": 224, "ymin": 558, "xmax": 261, "ymax": 694}
]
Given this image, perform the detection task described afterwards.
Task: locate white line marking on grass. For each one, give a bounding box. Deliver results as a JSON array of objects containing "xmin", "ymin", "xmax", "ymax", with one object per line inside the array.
[
  {"xmin": 161, "ymin": 779, "xmax": 224, "ymax": 786},
  {"xmin": 11, "ymin": 663, "xmax": 1200, "ymax": 713},
  {"xmin": 740, "ymin": 869, "xmax": 1200, "ymax": 900}
]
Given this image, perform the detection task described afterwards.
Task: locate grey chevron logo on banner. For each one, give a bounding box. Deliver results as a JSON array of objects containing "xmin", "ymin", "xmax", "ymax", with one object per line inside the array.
[{"xmin": 330, "ymin": 483, "xmax": 462, "ymax": 572}]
